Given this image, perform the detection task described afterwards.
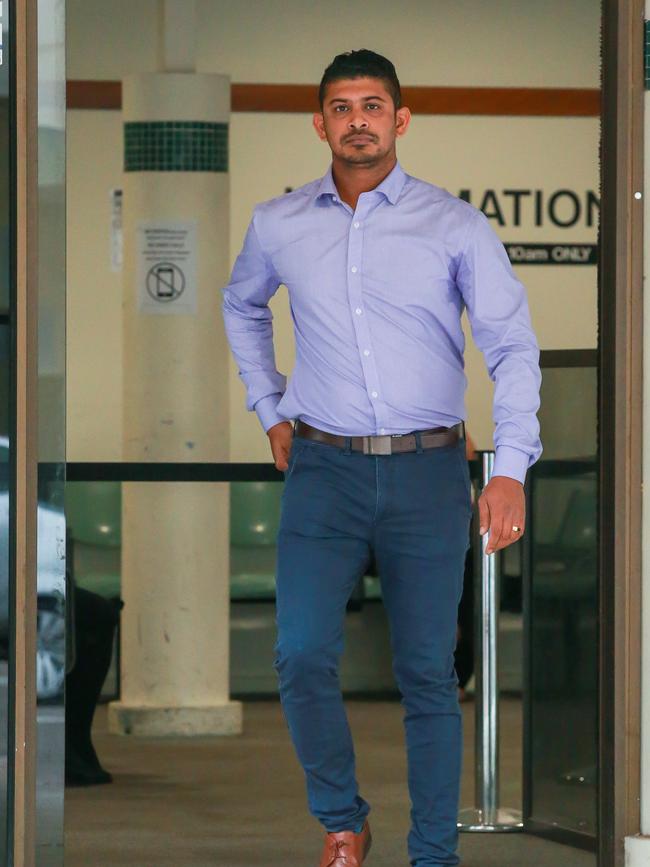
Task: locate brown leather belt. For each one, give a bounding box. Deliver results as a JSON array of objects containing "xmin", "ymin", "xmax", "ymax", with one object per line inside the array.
[{"xmin": 293, "ymin": 419, "xmax": 465, "ymax": 456}]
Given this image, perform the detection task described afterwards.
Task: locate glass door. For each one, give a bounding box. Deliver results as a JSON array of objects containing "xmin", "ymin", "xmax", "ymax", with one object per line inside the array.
[{"xmin": 523, "ymin": 350, "xmax": 598, "ymax": 854}]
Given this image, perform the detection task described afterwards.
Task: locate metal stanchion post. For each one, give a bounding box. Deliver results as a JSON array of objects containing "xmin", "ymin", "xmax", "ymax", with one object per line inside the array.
[{"xmin": 458, "ymin": 450, "xmax": 523, "ymax": 832}]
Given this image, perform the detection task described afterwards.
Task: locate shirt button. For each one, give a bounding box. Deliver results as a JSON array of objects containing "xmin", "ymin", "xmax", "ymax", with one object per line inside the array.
[
  {"xmin": 371, "ymin": 391, "xmax": 378, "ymax": 398},
  {"xmin": 355, "ymin": 307, "xmax": 362, "ymax": 315},
  {"xmin": 354, "ymin": 221, "xmax": 360, "ymax": 229},
  {"xmin": 363, "ymin": 349, "xmax": 370, "ymax": 356},
  {"xmin": 351, "ymin": 265, "xmax": 358, "ymax": 273},
  {"xmin": 380, "ymin": 428, "xmax": 386, "ymax": 434}
]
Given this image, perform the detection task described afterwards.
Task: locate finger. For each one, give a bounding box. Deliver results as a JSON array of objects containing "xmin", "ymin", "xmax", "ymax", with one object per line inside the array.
[
  {"xmin": 478, "ymin": 494, "xmax": 490, "ymax": 536},
  {"xmin": 511, "ymin": 497, "xmax": 526, "ymax": 540},
  {"xmin": 503, "ymin": 512, "xmax": 525, "ymax": 545},
  {"xmin": 494, "ymin": 524, "xmax": 514, "ymax": 552},
  {"xmin": 495, "ymin": 534, "xmax": 517, "ymax": 553},
  {"xmin": 499, "ymin": 509, "xmax": 517, "ymax": 550},
  {"xmin": 486, "ymin": 507, "xmax": 506, "ymax": 554},
  {"xmin": 512, "ymin": 518, "xmax": 525, "ymax": 539},
  {"xmin": 498, "ymin": 518, "xmax": 525, "ymax": 551},
  {"xmin": 496, "ymin": 509, "xmax": 525, "ymax": 552}
]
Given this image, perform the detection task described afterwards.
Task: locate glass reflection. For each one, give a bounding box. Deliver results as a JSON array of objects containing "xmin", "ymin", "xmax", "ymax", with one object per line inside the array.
[
  {"xmin": 65, "ymin": 482, "xmax": 121, "ymax": 704},
  {"xmin": 527, "ymin": 363, "xmax": 598, "ymax": 840},
  {"xmin": 36, "ymin": 0, "xmax": 66, "ymax": 863}
]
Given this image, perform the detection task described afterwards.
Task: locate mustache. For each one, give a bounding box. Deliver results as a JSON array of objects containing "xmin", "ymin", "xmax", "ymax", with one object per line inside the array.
[{"xmin": 343, "ymin": 133, "xmax": 377, "ymax": 143}]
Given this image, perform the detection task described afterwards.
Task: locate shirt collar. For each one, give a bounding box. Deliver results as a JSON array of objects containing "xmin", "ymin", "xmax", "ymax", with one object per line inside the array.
[{"xmin": 315, "ymin": 159, "xmax": 407, "ymax": 206}]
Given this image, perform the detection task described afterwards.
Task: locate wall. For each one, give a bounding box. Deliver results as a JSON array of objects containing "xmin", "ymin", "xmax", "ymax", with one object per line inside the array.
[{"xmin": 66, "ymin": 0, "xmax": 601, "ymax": 462}]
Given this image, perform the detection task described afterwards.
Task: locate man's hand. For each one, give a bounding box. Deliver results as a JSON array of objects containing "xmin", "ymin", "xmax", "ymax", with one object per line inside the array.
[
  {"xmin": 267, "ymin": 421, "xmax": 294, "ymax": 471},
  {"xmin": 478, "ymin": 475, "xmax": 526, "ymax": 555}
]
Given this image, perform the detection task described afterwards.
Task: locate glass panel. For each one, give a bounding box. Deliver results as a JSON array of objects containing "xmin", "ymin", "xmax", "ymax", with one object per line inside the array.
[
  {"xmin": 36, "ymin": 0, "xmax": 66, "ymax": 863},
  {"xmin": 526, "ymin": 362, "xmax": 598, "ymax": 841},
  {"xmin": 227, "ymin": 479, "xmax": 394, "ymax": 694},
  {"xmin": 63, "ymin": 480, "xmax": 398, "ymax": 703},
  {"xmin": 64, "ymin": 482, "xmax": 121, "ymax": 703}
]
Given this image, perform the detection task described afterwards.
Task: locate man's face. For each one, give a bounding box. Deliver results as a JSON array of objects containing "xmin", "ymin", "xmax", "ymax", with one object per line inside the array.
[{"xmin": 313, "ymin": 76, "xmax": 411, "ymax": 167}]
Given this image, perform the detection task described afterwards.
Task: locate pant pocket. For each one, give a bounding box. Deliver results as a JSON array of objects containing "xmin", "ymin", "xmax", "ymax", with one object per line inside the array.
[{"xmin": 283, "ymin": 439, "xmax": 307, "ymax": 482}]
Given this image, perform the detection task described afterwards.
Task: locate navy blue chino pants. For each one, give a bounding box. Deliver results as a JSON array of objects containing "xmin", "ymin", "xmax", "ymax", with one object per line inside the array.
[{"xmin": 273, "ymin": 426, "xmax": 473, "ymax": 866}]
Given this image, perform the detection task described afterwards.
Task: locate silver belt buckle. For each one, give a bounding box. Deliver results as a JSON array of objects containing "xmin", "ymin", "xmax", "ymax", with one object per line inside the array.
[{"xmin": 363, "ymin": 435, "xmax": 392, "ymax": 455}]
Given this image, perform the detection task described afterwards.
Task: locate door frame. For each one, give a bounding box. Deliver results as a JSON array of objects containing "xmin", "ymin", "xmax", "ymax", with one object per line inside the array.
[
  {"xmin": 8, "ymin": 0, "xmax": 39, "ymax": 865},
  {"xmin": 2, "ymin": 1, "xmax": 644, "ymax": 865},
  {"xmin": 599, "ymin": 1, "xmax": 644, "ymax": 866}
]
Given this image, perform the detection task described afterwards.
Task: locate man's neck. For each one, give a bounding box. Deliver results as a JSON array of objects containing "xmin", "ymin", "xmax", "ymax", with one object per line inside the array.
[{"xmin": 331, "ymin": 154, "xmax": 397, "ymax": 210}]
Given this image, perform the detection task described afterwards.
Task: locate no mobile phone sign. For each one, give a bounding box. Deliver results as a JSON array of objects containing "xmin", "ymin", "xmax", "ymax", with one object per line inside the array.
[{"xmin": 137, "ymin": 220, "xmax": 197, "ymax": 314}]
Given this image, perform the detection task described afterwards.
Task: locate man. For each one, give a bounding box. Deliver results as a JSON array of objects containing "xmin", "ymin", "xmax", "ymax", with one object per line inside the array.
[{"xmin": 221, "ymin": 49, "xmax": 541, "ymax": 867}]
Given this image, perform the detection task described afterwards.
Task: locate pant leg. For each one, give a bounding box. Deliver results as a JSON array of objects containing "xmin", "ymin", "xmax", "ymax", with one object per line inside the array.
[
  {"xmin": 273, "ymin": 436, "xmax": 375, "ymax": 832},
  {"xmin": 65, "ymin": 586, "xmax": 121, "ymax": 763},
  {"xmin": 373, "ymin": 440, "xmax": 473, "ymax": 866}
]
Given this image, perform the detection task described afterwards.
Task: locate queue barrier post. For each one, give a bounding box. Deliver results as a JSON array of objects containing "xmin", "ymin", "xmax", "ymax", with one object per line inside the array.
[{"xmin": 457, "ymin": 450, "xmax": 523, "ymax": 832}]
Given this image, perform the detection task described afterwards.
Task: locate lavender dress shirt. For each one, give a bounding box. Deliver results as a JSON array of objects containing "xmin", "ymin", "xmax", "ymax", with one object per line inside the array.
[{"xmin": 221, "ymin": 159, "xmax": 542, "ymax": 485}]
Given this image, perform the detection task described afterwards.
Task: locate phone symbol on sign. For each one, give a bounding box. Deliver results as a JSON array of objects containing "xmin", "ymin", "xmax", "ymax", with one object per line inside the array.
[
  {"xmin": 146, "ymin": 262, "xmax": 185, "ymax": 303},
  {"xmin": 155, "ymin": 267, "xmax": 175, "ymax": 298}
]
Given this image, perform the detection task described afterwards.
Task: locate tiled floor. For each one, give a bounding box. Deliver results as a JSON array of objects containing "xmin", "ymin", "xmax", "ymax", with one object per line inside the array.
[{"xmin": 64, "ymin": 698, "xmax": 595, "ymax": 867}]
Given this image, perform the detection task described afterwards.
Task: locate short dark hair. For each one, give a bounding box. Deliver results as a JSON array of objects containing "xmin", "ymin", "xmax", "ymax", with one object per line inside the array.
[{"xmin": 318, "ymin": 49, "xmax": 402, "ymax": 111}]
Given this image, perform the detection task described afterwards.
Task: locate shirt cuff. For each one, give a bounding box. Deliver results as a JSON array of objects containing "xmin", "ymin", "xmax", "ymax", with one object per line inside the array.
[
  {"xmin": 254, "ymin": 393, "xmax": 288, "ymax": 433},
  {"xmin": 492, "ymin": 445, "xmax": 530, "ymax": 486}
]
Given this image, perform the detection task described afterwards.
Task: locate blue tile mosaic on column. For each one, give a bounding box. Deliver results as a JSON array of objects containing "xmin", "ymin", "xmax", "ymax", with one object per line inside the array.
[
  {"xmin": 645, "ymin": 19, "xmax": 650, "ymax": 89},
  {"xmin": 124, "ymin": 121, "xmax": 229, "ymax": 172}
]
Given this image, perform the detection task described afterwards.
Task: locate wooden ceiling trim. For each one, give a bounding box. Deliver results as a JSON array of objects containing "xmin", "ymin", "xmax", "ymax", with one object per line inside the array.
[{"xmin": 66, "ymin": 80, "xmax": 600, "ymax": 117}]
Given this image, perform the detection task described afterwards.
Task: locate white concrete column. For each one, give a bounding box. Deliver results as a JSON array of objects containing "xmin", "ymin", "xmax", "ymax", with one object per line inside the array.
[
  {"xmin": 107, "ymin": 71, "xmax": 242, "ymax": 737},
  {"xmin": 627, "ymin": 2, "xmax": 650, "ymax": 860}
]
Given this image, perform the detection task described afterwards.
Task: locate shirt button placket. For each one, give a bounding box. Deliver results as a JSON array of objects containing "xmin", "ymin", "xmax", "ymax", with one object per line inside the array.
[{"xmin": 347, "ymin": 205, "xmax": 384, "ymax": 431}]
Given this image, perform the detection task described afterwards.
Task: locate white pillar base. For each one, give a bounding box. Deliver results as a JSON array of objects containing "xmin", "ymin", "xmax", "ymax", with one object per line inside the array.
[
  {"xmin": 107, "ymin": 700, "xmax": 243, "ymax": 737},
  {"xmin": 626, "ymin": 836, "xmax": 650, "ymax": 865}
]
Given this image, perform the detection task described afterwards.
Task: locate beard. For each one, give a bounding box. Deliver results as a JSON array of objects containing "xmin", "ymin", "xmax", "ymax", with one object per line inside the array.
[
  {"xmin": 341, "ymin": 150, "xmax": 381, "ymax": 166},
  {"xmin": 333, "ymin": 136, "xmax": 392, "ymax": 167}
]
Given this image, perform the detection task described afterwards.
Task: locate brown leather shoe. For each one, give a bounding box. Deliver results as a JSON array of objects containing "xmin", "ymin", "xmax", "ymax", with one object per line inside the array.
[{"xmin": 318, "ymin": 820, "xmax": 372, "ymax": 866}]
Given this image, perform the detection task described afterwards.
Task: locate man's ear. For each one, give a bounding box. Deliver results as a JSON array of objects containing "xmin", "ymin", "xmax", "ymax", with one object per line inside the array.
[
  {"xmin": 312, "ymin": 112, "xmax": 328, "ymax": 142},
  {"xmin": 395, "ymin": 106, "xmax": 412, "ymax": 138}
]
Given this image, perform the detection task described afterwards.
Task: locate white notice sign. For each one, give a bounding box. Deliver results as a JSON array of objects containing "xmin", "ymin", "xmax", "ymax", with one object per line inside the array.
[{"xmin": 137, "ymin": 220, "xmax": 198, "ymax": 315}]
